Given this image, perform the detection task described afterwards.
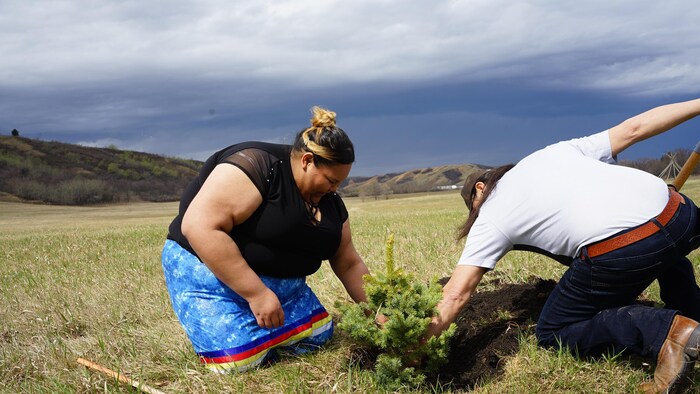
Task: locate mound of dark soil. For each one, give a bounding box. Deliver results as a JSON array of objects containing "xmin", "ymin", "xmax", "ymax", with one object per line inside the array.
[
  {"xmin": 344, "ymin": 277, "xmax": 557, "ymax": 389},
  {"xmin": 436, "ymin": 277, "xmax": 556, "ymax": 389}
]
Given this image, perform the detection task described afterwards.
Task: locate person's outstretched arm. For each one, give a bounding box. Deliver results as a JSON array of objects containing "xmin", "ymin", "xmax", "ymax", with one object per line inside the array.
[
  {"xmin": 425, "ymin": 265, "xmax": 488, "ymax": 339},
  {"xmin": 609, "ymin": 98, "xmax": 700, "ymax": 157}
]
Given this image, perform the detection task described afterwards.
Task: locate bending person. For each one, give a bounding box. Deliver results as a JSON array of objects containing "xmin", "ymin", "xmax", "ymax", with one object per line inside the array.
[
  {"xmin": 427, "ymin": 98, "xmax": 700, "ymax": 393},
  {"xmin": 162, "ymin": 107, "xmax": 370, "ymax": 372}
]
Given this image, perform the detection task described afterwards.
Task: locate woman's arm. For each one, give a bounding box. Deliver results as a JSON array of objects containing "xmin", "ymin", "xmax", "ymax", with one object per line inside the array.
[
  {"xmin": 425, "ymin": 264, "xmax": 488, "ymax": 338},
  {"xmin": 329, "ymin": 220, "xmax": 370, "ymax": 303},
  {"xmin": 181, "ymin": 164, "xmax": 285, "ymax": 329},
  {"xmin": 609, "ymin": 98, "xmax": 700, "ymax": 157}
]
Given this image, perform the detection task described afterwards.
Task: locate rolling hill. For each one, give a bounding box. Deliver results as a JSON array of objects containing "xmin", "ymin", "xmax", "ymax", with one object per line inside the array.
[
  {"xmin": 0, "ymin": 136, "xmax": 201, "ymax": 204},
  {"xmin": 0, "ymin": 136, "xmax": 487, "ymax": 205},
  {"xmin": 340, "ymin": 163, "xmax": 487, "ymax": 197},
  {"xmin": 3, "ymin": 135, "xmax": 689, "ymax": 205}
]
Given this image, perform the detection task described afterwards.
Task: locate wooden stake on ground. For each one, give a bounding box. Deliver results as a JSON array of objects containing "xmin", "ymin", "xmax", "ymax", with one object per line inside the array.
[
  {"xmin": 672, "ymin": 141, "xmax": 700, "ymax": 191},
  {"xmin": 77, "ymin": 358, "xmax": 166, "ymax": 394}
]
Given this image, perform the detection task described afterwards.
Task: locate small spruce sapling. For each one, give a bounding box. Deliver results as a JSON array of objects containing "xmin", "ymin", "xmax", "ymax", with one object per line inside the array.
[{"xmin": 337, "ymin": 233, "xmax": 457, "ymax": 389}]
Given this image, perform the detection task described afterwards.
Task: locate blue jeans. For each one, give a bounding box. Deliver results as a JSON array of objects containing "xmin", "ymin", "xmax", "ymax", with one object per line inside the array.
[{"xmin": 536, "ymin": 193, "xmax": 700, "ymax": 359}]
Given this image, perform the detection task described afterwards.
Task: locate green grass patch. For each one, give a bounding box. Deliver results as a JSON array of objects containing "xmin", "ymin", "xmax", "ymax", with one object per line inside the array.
[{"xmin": 1, "ymin": 180, "xmax": 699, "ymax": 393}]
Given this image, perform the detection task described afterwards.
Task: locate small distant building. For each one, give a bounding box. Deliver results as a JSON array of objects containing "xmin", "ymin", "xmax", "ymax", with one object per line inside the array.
[{"xmin": 436, "ymin": 184, "xmax": 460, "ymax": 191}]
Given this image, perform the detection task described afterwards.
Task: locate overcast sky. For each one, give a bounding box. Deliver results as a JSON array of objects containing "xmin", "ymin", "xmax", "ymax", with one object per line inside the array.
[{"xmin": 2, "ymin": 1, "xmax": 699, "ymax": 175}]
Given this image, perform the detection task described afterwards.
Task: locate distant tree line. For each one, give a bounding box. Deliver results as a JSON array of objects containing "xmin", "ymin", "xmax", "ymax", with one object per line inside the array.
[
  {"xmin": 619, "ymin": 148, "xmax": 699, "ymax": 180},
  {"xmin": 9, "ymin": 178, "xmax": 115, "ymax": 205}
]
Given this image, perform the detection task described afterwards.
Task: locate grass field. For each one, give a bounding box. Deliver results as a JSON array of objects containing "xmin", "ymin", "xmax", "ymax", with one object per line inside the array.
[{"xmin": 1, "ymin": 179, "xmax": 700, "ymax": 393}]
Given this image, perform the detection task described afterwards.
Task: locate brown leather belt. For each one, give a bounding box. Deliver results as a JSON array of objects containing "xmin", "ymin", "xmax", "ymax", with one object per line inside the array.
[{"xmin": 583, "ymin": 189, "xmax": 684, "ymax": 259}]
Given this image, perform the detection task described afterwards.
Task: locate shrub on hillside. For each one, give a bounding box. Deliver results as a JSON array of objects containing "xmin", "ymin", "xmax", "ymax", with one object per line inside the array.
[
  {"xmin": 9, "ymin": 179, "xmax": 115, "ymax": 205},
  {"xmin": 57, "ymin": 179, "xmax": 115, "ymax": 204},
  {"xmin": 337, "ymin": 234, "xmax": 456, "ymax": 390}
]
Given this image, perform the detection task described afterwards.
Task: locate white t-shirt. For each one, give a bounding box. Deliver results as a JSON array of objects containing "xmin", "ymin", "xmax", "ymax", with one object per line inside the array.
[{"xmin": 457, "ymin": 130, "xmax": 669, "ymax": 270}]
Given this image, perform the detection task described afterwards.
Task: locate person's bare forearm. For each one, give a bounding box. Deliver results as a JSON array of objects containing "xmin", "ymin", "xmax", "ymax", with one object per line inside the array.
[
  {"xmin": 189, "ymin": 229, "xmax": 268, "ymax": 300},
  {"xmin": 331, "ymin": 220, "xmax": 370, "ymax": 304},
  {"xmin": 333, "ymin": 256, "xmax": 370, "ymax": 303},
  {"xmin": 426, "ymin": 265, "xmax": 487, "ymax": 338},
  {"xmin": 610, "ymin": 98, "xmax": 700, "ymax": 156}
]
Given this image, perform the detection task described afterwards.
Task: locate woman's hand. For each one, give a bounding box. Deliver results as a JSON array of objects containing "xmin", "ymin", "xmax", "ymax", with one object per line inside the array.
[
  {"xmin": 248, "ymin": 288, "xmax": 285, "ymax": 329},
  {"xmin": 375, "ymin": 312, "xmax": 388, "ymax": 326}
]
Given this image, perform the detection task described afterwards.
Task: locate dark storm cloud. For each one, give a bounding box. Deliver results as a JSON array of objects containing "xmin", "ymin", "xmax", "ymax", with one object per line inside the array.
[{"xmin": 1, "ymin": 1, "xmax": 699, "ymax": 175}]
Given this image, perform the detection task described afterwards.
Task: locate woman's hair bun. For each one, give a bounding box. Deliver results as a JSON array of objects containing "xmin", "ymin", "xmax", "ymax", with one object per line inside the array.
[
  {"xmin": 310, "ymin": 106, "xmax": 336, "ymax": 128},
  {"xmin": 292, "ymin": 105, "xmax": 354, "ymax": 165}
]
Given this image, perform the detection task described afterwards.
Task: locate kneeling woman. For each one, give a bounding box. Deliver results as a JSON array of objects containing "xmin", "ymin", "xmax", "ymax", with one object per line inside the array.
[{"xmin": 162, "ymin": 107, "xmax": 370, "ymax": 372}]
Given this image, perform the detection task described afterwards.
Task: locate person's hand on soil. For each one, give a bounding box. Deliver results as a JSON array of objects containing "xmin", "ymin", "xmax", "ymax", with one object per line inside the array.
[{"xmin": 248, "ymin": 288, "xmax": 284, "ymax": 329}]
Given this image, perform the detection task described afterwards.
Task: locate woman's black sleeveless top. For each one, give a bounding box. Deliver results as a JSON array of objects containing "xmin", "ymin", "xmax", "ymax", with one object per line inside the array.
[{"xmin": 167, "ymin": 142, "xmax": 348, "ymax": 278}]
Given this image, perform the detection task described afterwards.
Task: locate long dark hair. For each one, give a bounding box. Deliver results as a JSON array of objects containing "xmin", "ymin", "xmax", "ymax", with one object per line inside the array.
[{"xmin": 457, "ymin": 164, "xmax": 515, "ymax": 240}]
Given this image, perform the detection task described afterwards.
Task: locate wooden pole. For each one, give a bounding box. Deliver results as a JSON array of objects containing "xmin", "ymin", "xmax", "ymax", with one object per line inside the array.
[
  {"xmin": 77, "ymin": 358, "xmax": 167, "ymax": 394},
  {"xmin": 672, "ymin": 141, "xmax": 700, "ymax": 191}
]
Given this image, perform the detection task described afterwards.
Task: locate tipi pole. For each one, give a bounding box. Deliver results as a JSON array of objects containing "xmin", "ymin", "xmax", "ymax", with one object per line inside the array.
[{"xmin": 672, "ymin": 141, "xmax": 700, "ymax": 191}]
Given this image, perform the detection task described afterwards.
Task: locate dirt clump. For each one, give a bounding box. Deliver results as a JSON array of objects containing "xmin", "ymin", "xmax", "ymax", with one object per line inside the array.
[
  {"xmin": 436, "ymin": 277, "xmax": 556, "ymax": 389},
  {"xmin": 344, "ymin": 277, "xmax": 557, "ymax": 390}
]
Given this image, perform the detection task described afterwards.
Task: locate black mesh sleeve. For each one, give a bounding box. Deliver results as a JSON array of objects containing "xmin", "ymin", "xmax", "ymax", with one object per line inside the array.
[{"xmin": 221, "ymin": 148, "xmax": 274, "ymax": 196}]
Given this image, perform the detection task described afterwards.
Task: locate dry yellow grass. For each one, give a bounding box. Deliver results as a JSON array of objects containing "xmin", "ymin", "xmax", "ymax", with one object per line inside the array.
[{"xmin": 1, "ymin": 177, "xmax": 699, "ymax": 393}]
